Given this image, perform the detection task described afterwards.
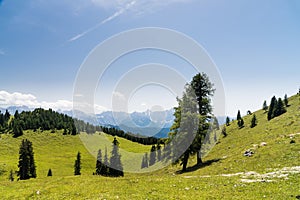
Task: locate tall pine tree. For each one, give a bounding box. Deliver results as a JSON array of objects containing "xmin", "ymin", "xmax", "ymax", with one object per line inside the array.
[
  {"xmin": 149, "ymin": 145, "xmax": 156, "ymax": 166},
  {"xmin": 237, "ymin": 110, "xmax": 241, "ymax": 121},
  {"xmin": 263, "ymin": 100, "xmax": 268, "ymax": 112},
  {"xmin": 109, "ymin": 137, "xmax": 123, "ymax": 177},
  {"xmin": 95, "ymin": 149, "xmax": 104, "ymax": 175},
  {"xmin": 190, "ymin": 73, "xmax": 215, "ymax": 166},
  {"xmin": 17, "ymin": 139, "xmax": 36, "ymax": 180},
  {"xmin": 268, "ymin": 96, "xmax": 277, "ymax": 120},
  {"xmin": 169, "ymin": 73, "xmax": 215, "ymax": 171},
  {"xmin": 284, "ymin": 94, "xmax": 289, "ymax": 107},
  {"xmin": 74, "ymin": 152, "xmax": 81, "ymax": 175},
  {"xmin": 226, "ymin": 116, "xmax": 230, "ymax": 126},
  {"xmin": 250, "ymin": 114, "xmax": 257, "ymax": 128}
]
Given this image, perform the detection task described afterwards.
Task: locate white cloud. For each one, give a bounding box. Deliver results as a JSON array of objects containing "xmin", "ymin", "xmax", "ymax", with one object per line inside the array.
[
  {"xmin": 0, "ymin": 90, "xmax": 107, "ymax": 113},
  {"xmin": 68, "ymin": 0, "xmax": 193, "ymax": 42},
  {"xmin": 68, "ymin": 0, "xmax": 136, "ymax": 42}
]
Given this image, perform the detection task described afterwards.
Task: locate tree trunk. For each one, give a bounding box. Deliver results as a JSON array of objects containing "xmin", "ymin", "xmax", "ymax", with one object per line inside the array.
[
  {"xmin": 182, "ymin": 152, "xmax": 189, "ymax": 172},
  {"xmin": 197, "ymin": 151, "xmax": 203, "ymax": 166}
]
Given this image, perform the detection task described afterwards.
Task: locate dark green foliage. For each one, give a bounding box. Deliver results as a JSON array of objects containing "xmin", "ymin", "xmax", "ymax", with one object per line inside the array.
[
  {"xmin": 238, "ymin": 118, "xmax": 244, "ymax": 129},
  {"xmin": 74, "ymin": 152, "xmax": 81, "ymax": 175},
  {"xmin": 156, "ymin": 143, "xmax": 161, "ymax": 161},
  {"xmin": 1, "ymin": 108, "xmax": 78, "ymax": 135},
  {"xmin": 0, "ymin": 110, "xmax": 10, "ymax": 130},
  {"xmin": 109, "ymin": 137, "xmax": 123, "ymax": 177},
  {"xmin": 141, "ymin": 153, "xmax": 149, "ymax": 169},
  {"xmin": 274, "ymin": 98, "xmax": 286, "ymax": 116},
  {"xmin": 17, "ymin": 139, "xmax": 36, "ymax": 180},
  {"xmin": 284, "ymin": 94, "xmax": 289, "ymax": 107},
  {"xmin": 4, "ymin": 110, "xmax": 10, "ymax": 122},
  {"xmin": 14, "ymin": 110, "xmax": 20, "ymax": 119},
  {"xmin": 263, "ymin": 100, "xmax": 268, "ymax": 112},
  {"xmin": 100, "ymin": 126, "xmax": 159, "ymax": 145},
  {"xmin": 95, "ymin": 149, "xmax": 102, "ymax": 175},
  {"xmin": 191, "ymin": 73, "xmax": 215, "ymax": 115},
  {"xmin": 103, "ymin": 147, "xmax": 109, "ymax": 176},
  {"xmin": 47, "ymin": 169, "xmax": 52, "ymax": 176},
  {"xmin": 95, "ymin": 149, "xmax": 108, "ymax": 176},
  {"xmin": 9, "ymin": 170, "xmax": 14, "ymax": 181},
  {"xmin": 169, "ymin": 73, "xmax": 214, "ymax": 171},
  {"xmin": 226, "ymin": 116, "xmax": 230, "ymax": 126},
  {"xmin": 149, "ymin": 145, "xmax": 156, "ymax": 166},
  {"xmin": 268, "ymin": 96, "xmax": 277, "ymax": 120},
  {"xmin": 12, "ymin": 121, "xmax": 23, "ymax": 137},
  {"xmin": 237, "ymin": 110, "xmax": 241, "ymax": 121},
  {"xmin": 250, "ymin": 114, "xmax": 257, "ymax": 128},
  {"xmin": 247, "ymin": 110, "xmax": 252, "ymax": 115},
  {"xmin": 268, "ymin": 96, "xmax": 286, "ymax": 120},
  {"xmin": 222, "ymin": 126, "xmax": 227, "ymax": 137}
]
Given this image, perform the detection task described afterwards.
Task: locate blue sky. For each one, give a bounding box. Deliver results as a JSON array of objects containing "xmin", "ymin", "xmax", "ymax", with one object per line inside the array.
[{"xmin": 0, "ymin": 0, "xmax": 300, "ymax": 117}]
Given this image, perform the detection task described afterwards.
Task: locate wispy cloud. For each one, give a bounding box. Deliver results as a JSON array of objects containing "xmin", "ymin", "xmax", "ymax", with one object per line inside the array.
[
  {"xmin": 0, "ymin": 90, "xmax": 107, "ymax": 113},
  {"xmin": 0, "ymin": 49, "xmax": 5, "ymax": 56},
  {"xmin": 68, "ymin": 0, "xmax": 136, "ymax": 42},
  {"xmin": 68, "ymin": 0, "xmax": 193, "ymax": 42}
]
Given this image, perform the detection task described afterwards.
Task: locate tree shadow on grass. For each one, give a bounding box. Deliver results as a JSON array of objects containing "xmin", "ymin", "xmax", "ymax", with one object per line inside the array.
[{"xmin": 176, "ymin": 158, "xmax": 221, "ymax": 174}]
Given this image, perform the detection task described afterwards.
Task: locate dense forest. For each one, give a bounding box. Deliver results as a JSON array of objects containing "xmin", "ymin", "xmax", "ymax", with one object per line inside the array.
[{"xmin": 0, "ymin": 108, "xmax": 161, "ymax": 145}]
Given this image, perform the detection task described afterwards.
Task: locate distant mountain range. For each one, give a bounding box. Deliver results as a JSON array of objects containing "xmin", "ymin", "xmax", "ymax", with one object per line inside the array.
[{"xmin": 1, "ymin": 105, "xmax": 227, "ymax": 138}]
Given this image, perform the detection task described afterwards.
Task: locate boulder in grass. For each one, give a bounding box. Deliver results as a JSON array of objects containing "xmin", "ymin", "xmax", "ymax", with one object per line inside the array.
[{"xmin": 260, "ymin": 142, "xmax": 267, "ymax": 147}]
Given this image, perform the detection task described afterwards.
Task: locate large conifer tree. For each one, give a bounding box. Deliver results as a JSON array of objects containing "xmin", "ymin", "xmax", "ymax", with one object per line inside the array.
[
  {"xmin": 95, "ymin": 149, "xmax": 103, "ymax": 175},
  {"xmin": 190, "ymin": 73, "xmax": 215, "ymax": 165},
  {"xmin": 170, "ymin": 73, "xmax": 212, "ymax": 171},
  {"xmin": 268, "ymin": 96, "xmax": 277, "ymax": 120},
  {"xmin": 109, "ymin": 137, "xmax": 123, "ymax": 177},
  {"xmin": 74, "ymin": 152, "xmax": 81, "ymax": 175},
  {"xmin": 17, "ymin": 139, "xmax": 36, "ymax": 180},
  {"xmin": 149, "ymin": 145, "xmax": 156, "ymax": 166}
]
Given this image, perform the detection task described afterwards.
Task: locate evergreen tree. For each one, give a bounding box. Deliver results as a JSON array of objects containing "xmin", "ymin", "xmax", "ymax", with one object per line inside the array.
[
  {"xmin": 238, "ymin": 118, "xmax": 244, "ymax": 128},
  {"xmin": 14, "ymin": 110, "xmax": 20, "ymax": 119},
  {"xmin": 74, "ymin": 152, "xmax": 81, "ymax": 175},
  {"xmin": 17, "ymin": 139, "xmax": 36, "ymax": 180},
  {"xmin": 95, "ymin": 149, "xmax": 107, "ymax": 175},
  {"xmin": 284, "ymin": 94, "xmax": 289, "ymax": 107},
  {"xmin": 274, "ymin": 98, "xmax": 286, "ymax": 117},
  {"xmin": 190, "ymin": 73, "xmax": 215, "ymax": 166},
  {"xmin": 149, "ymin": 145, "xmax": 156, "ymax": 166},
  {"xmin": 103, "ymin": 147, "xmax": 109, "ymax": 176},
  {"xmin": 170, "ymin": 82, "xmax": 201, "ymax": 171},
  {"xmin": 4, "ymin": 109, "xmax": 10, "ymax": 122},
  {"xmin": 47, "ymin": 169, "xmax": 52, "ymax": 177},
  {"xmin": 268, "ymin": 96, "xmax": 277, "ymax": 120},
  {"xmin": 109, "ymin": 137, "xmax": 123, "ymax": 177},
  {"xmin": 141, "ymin": 153, "xmax": 149, "ymax": 169},
  {"xmin": 221, "ymin": 126, "xmax": 227, "ymax": 137},
  {"xmin": 250, "ymin": 114, "xmax": 257, "ymax": 128},
  {"xmin": 263, "ymin": 100, "xmax": 268, "ymax": 112},
  {"xmin": 156, "ymin": 143, "xmax": 161, "ymax": 161},
  {"xmin": 12, "ymin": 121, "xmax": 23, "ymax": 137},
  {"xmin": 237, "ymin": 110, "xmax": 241, "ymax": 121},
  {"xmin": 226, "ymin": 116, "xmax": 230, "ymax": 126}
]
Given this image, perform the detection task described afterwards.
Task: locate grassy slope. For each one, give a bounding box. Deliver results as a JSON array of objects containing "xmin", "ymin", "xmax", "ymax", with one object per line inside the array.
[
  {"xmin": 0, "ymin": 95, "xmax": 299, "ymax": 199},
  {"xmin": 202, "ymin": 94, "xmax": 300, "ymax": 175}
]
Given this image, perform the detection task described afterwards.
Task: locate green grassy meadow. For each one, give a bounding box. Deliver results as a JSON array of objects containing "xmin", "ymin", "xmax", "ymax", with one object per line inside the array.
[{"xmin": 0, "ymin": 95, "xmax": 299, "ymax": 199}]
